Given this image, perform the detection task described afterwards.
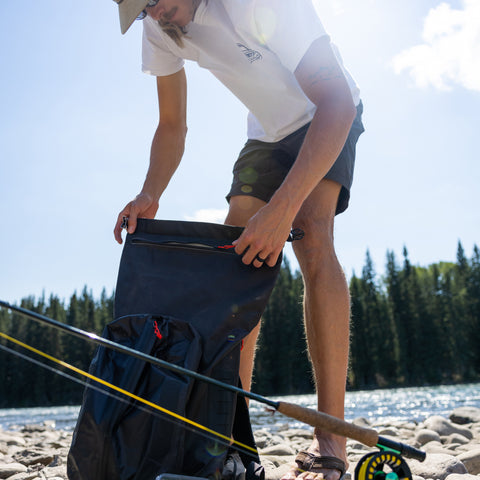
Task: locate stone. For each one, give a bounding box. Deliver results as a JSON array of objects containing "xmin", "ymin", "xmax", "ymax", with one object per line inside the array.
[
  {"xmin": 265, "ymin": 462, "xmax": 294, "ymax": 480},
  {"xmin": 422, "ymin": 441, "xmax": 456, "ymax": 455},
  {"xmin": 352, "ymin": 417, "xmax": 371, "ymax": 427},
  {"xmin": 282, "ymin": 428, "xmax": 312, "ymax": 440},
  {"xmin": 409, "ymin": 453, "xmax": 467, "ymax": 480},
  {"xmin": 444, "ymin": 475, "xmax": 479, "ymax": 480},
  {"xmin": 0, "ymin": 462, "xmax": 28, "ymax": 479},
  {"xmin": 260, "ymin": 444, "xmax": 296, "ymax": 456},
  {"xmin": 449, "ymin": 407, "xmax": 480, "ymax": 425},
  {"xmin": 5, "ymin": 472, "xmax": 39, "ymax": 480},
  {"xmin": 39, "ymin": 431, "xmax": 64, "ymax": 445},
  {"xmin": 21, "ymin": 424, "xmax": 52, "ymax": 434},
  {"xmin": 402, "ymin": 422, "xmax": 419, "ymax": 430},
  {"xmin": 254, "ymin": 436, "xmax": 271, "ymax": 449},
  {"xmin": 378, "ymin": 427, "xmax": 399, "ymax": 437},
  {"xmin": 254, "ymin": 431, "xmax": 285, "ymax": 449},
  {"xmin": 43, "ymin": 465, "xmax": 66, "ymax": 476},
  {"xmin": 444, "ymin": 433, "xmax": 470, "ymax": 446},
  {"xmin": 13, "ymin": 450, "xmax": 55, "ymax": 467},
  {"xmin": 0, "ymin": 433, "xmax": 26, "ymax": 447},
  {"xmin": 399, "ymin": 428, "xmax": 417, "ymax": 439},
  {"xmin": 416, "ymin": 429, "xmax": 442, "ymax": 445},
  {"xmin": 347, "ymin": 440, "xmax": 371, "ymax": 451},
  {"xmin": 423, "ymin": 416, "xmax": 473, "ymax": 440},
  {"xmin": 456, "ymin": 448, "xmax": 480, "ymax": 475}
]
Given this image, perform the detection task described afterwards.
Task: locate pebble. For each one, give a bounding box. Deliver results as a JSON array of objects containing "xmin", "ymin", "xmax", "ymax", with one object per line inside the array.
[{"xmin": 2, "ymin": 408, "xmax": 480, "ymax": 479}]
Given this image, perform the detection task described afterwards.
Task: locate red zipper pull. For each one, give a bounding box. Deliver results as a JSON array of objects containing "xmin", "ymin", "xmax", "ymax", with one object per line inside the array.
[
  {"xmin": 217, "ymin": 244, "xmax": 235, "ymax": 250},
  {"xmin": 153, "ymin": 320, "xmax": 163, "ymax": 340}
]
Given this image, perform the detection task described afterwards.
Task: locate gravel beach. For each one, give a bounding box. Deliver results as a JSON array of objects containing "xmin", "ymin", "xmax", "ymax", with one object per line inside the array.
[{"xmin": 2, "ymin": 406, "xmax": 480, "ymax": 480}]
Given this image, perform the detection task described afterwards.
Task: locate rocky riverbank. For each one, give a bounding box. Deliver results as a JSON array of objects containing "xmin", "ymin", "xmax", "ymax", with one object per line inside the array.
[{"xmin": 2, "ymin": 407, "xmax": 480, "ymax": 479}]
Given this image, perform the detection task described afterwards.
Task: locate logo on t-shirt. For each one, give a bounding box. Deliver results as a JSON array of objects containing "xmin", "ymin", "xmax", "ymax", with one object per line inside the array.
[{"xmin": 236, "ymin": 43, "xmax": 262, "ymax": 63}]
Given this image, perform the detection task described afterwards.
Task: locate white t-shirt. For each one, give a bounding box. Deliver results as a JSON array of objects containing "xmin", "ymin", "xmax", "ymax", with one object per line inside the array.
[{"xmin": 142, "ymin": 0, "xmax": 360, "ymax": 142}]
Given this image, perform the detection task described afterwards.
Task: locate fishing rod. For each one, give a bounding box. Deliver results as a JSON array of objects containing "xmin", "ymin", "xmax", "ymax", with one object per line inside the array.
[
  {"xmin": 0, "ymin": 300, "xmax": 277, "ymax": 407},
  {"xmin": 0, "ymin": 300, "xmax": 426, "ymax": 462},
  {"xmin": 0, "ymin": 341, "xmax": 237, "ymax": 448},
  {"xmin": 0, "ymin": 333, "xmax": 257, "ymax": 457}
]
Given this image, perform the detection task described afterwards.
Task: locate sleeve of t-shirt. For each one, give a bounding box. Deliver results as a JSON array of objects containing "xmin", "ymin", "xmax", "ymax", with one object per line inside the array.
[
  {"xmin": 252, "ymin": 0, "xmax": 329, "ymax": 72},
  {"xmin": 141, "ymin": 17, "xmax": 185, "ymax": 76}
]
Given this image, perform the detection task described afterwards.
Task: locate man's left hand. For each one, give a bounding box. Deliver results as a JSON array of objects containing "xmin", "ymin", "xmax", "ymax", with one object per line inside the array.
[{"xmin": 232, "ymin": 203, "xmax": 293, "ymax": 268}]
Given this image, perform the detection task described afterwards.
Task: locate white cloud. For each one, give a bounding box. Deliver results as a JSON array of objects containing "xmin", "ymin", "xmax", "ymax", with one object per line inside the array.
[
  {"xmin": 392, "ymin": 0, "xmax": 480, "ymax": 92},
  {"xmin": 184, "ymin": 208, "xmax": 228, "ymax": 224}
]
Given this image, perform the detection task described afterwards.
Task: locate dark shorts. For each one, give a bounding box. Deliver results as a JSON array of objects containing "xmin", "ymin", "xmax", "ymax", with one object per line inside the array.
[{"xmin": 227, "ymin": 101, "xmax": 364, "ymax": 215}]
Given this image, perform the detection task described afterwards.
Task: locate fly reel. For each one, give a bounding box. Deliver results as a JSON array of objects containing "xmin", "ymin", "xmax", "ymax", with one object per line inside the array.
[{"xmin": 354, "ymin": 449, "xmax": 412, "ymax": 480}]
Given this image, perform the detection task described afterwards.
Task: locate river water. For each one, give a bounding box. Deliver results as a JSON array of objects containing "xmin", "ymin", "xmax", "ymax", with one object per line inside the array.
[{"xmin": 1, "ymin": 383, "xmax": 480, "ymax": 432}]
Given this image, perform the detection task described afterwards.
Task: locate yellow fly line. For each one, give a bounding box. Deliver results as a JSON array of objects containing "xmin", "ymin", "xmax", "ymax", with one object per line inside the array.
[{"xmin": 0, "ymin": 330, "xmax": 258, "ymax": 456}]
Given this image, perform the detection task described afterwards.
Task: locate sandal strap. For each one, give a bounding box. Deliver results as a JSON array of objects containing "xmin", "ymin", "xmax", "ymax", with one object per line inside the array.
[{"xmin": 295, "ymin": 452, "xmax": 346, "ymax": 476}]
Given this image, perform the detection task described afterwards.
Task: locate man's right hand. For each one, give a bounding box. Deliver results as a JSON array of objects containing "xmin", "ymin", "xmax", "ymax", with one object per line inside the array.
[
  {"xmin": 113, "ymin": 192, "xmax": 159, "ymax": 244},
  {"xmin": 114, "ymin": 69, "xmax": 188, "ymax": 245}
]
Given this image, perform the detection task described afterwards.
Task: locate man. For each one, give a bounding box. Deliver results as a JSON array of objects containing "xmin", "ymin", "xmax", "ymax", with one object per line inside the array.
[{"xmin": 112, "ymin": 1, "xmax": 364, "ymax": 479}]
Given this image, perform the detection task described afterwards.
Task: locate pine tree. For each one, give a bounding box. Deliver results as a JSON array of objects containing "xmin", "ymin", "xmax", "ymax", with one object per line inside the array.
[
  {"xmin": 362, "ymin": 251, "xmax": 397, "ymax": 386},
  {"xmin": 254, "ymin": 260, "xmax": 311, "ymax": 395},
  {"xmin": 385, "ymin": 250, "xmax": 409, "ymax": 384},
  {"xmin": 452, "ymin": 242, "xmax": 474, "ymax": 380},
  {"xmin": 44, "ymin": 295, "xmax": 73, "ymax": 404},
  {"xmin": 289, "ymin": 269, "xmax": 312, "ymax": 393},
  {"xmin": 0, "ymin": 306, "xmax": 10, "ymax": 407},
  {"xmin": 97, "ymin": 288, "xmax": 115, "ymax": 332},
  {"xmin": 62, "ymin": 292, "xmax": 89, "ymax": 402},
  {"xmin": 466, "ymin": 245, "xmax": 480, "ymax": 372},
  {"xmin": 348, "ymin": 274, "xmax": 371, "ymax": 388}
]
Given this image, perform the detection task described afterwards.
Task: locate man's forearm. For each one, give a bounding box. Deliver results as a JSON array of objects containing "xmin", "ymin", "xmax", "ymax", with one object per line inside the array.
[
  {"xmin": 268, "ymin": 95, "xmax": 356, "ymax": 219},
  {"xmin": 141, "ymin": 120, "xmax": 187, "ymax": 201}
]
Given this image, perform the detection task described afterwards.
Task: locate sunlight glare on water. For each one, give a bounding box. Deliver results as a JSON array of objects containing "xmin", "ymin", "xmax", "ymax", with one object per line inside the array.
[
  {"xmin": 248, "ymin": 383, "xmax": 480, "ymax": 431},
  {"xmin": 1, "ymin": 383, "xmax": 480, "ymax": 432}
]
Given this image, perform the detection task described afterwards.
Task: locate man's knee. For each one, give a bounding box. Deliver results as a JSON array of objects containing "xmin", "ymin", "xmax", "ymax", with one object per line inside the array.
[
  {"xmin": 293, "ymin": 198, "xmax": 337, "ymax": 256},
  {"xmin": 292, "ymin": 210, "xmax": 339, "ymax": 280},
  {"xmin": 292, "ymin": 218, "xmax": 344, "ymax": 287},
  {"xmin": 293, "ymin": 215, "xmax": 336, "ymax": 269},
  {"xmin": 291, "ymin": 179, "xmax": 341, "ymax": 260},
  {"xmin": 294, "ymin": 212, "xmax": 335, "ymax": 245},
  {"xmin": 224, "ymin": 195, "xmax": 266, "ymax": 227}
]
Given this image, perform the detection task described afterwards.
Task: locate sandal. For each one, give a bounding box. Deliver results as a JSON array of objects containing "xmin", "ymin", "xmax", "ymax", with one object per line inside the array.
[{"xmin": 294, "ymin": 451, "xmax": 346, "ymax": 478}]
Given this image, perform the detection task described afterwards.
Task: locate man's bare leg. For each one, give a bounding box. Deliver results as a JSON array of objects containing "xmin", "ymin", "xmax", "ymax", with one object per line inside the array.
[
  {"xmin": 224, "ymin": 195, "xmax": 267, "ymax": 393},
  {"xmin": 282, "ymin": 178, "xmax": 350, "ymax": 480},
  {"xmin": 225, "ymin": 186, "xmax": 350, "ymax": 480}
]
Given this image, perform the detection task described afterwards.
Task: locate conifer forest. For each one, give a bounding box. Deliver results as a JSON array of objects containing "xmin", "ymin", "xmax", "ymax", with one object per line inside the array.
[{"xmin": 1, "ymin": 241, "xmax": 479, "ymax": 407}]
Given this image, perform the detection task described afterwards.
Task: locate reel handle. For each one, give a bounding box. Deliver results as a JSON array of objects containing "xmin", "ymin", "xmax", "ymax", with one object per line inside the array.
[{"xmin": 377, "ymin": 436, "xmax": 426, "ymax": 462}]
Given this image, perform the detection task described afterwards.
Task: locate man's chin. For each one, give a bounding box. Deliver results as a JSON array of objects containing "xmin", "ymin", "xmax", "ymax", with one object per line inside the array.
[
  {"xmin": 159, "ymin": 18, "xmax": 186, "ymax": 29},
  {"xmin": 173, "ymin": 20, "xmax": 188, "ymax": 28}
]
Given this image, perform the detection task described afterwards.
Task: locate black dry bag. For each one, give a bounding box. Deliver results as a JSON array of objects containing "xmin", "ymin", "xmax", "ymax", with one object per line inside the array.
[{"xmin": 67, "ymin": 219, "xmax": 281, "ymax": 480}]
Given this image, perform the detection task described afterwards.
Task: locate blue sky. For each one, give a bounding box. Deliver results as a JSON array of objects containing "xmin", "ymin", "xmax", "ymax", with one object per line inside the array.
[{"xmin": 1, "ymin": 0, "xmax": 479, "ymax": 303}]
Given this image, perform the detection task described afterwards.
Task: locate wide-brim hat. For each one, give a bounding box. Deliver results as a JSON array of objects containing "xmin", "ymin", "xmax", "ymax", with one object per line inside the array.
[{"xmin": 113, "ymin": 0, "xmax": 150, "ymax": 34}]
